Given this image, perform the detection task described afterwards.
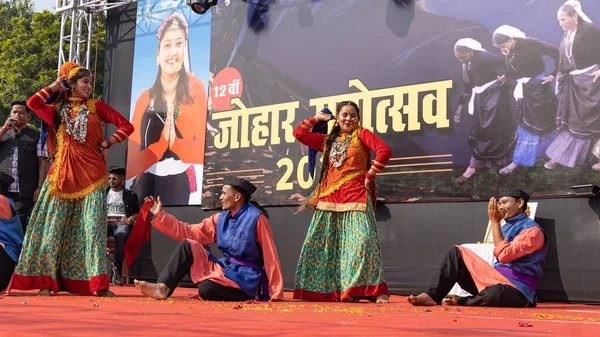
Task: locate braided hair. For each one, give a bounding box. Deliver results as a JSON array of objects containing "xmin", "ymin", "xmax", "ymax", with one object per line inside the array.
[{"xmin": 315, "ymin": 101, "xmax": 360, "ymax": 187}]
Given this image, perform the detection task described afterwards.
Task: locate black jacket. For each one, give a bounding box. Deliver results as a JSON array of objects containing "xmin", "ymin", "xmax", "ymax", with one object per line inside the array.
[
  {"xmin": 506, "ymin": 38, "xmax": 559, "ymax": 78},
  {"xmin": 558, "ymin": 22, "xmax": 600, "ymax": 72},
  {"xmin": 459, "ymin": 50, "xmax": 506, "ymax": 104},
  {"xmin": 106, "ymin": 187, "xmax": 140, "ymax": 218},
  {"xmin": 0, "ymin": 127, "xmax": 40, "ymax": 199}
]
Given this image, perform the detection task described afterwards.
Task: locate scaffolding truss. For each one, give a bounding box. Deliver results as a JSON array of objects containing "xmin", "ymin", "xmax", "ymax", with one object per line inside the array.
[{"xmin": 55, "ymin": 0, "xmax": 138, "ymax": 71}]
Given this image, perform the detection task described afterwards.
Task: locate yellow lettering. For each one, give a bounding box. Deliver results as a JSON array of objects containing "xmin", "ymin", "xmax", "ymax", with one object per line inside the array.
[
  {"xmin": 296, "ymin": 155, "xmax": 315, "ymax": 189},
  {"xmin": 421, "ymin": 80, "xmax": 452, "ymax": 128},
  {"xmin": 276, "ymin": 157, "xmax": 294, "ymax": 191},
  {"xmin": 309, "ymin": 79, "xmax": 452, "ymax": 134},
  {"xmin": 212, "ymin": 98, "xmax": 299, "ymax": 149}
]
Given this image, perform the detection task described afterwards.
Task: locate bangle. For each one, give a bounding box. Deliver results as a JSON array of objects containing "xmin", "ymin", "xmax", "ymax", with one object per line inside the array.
[{"xmin": 50, "ymin": 81, "xmax": 62, "ymax": 91}]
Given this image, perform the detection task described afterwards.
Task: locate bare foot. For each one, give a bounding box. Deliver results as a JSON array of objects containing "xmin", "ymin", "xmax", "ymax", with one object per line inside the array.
[
  {"xmin": 97, "ymin": 289, "xmax": 115, "ymax": 297},
  {"xmin": 442, "ymin": 294, "xmax": 458, "ymax": 306},
  {"xmin": 407, "ymin": 293, "xmax": 437, "ymax": 306},
  {"xmin": 37, "ymin": 289, "xmax": 51, "ymax": 296},
  {"xmin": 134, "ymin": 279, "xmax": 169, "ymax": 300},
  {"xmin": 376, "ymin": 294, "xmax": 390, "ymax": 304}
]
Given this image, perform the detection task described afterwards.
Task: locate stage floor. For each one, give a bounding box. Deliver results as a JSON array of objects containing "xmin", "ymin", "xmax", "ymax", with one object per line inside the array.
[{"xmin": 2, "ymin": 287, "xmax": 600, "ymax": 336}]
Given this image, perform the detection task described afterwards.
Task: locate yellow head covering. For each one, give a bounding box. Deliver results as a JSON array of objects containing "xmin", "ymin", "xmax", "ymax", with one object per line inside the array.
[{"xmin": 58, "ymin": 61, "xmax": 81, "ymax": 81}]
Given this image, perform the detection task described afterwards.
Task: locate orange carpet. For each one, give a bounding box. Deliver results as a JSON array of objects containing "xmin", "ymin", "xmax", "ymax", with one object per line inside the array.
[{"xmin": 2, "ymin": 287, "xmax": 600, "ymax": 336}]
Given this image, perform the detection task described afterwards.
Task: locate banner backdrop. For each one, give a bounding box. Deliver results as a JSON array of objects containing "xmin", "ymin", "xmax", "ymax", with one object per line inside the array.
[
  {"xmin": 118, "ymin": 0, "xmax": 594, "ymax": 209},
  {"xmin": 199, "ymin": 0, "xmax": 600, "ymax": 208},
  {"xmin": 126, "ymin": 0, "xmax": 211, "ymax": 206}
]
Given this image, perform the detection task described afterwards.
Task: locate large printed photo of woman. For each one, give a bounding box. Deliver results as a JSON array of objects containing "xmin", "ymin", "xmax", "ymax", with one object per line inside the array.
[{"xmin": 126, "ymin": 6, "xmax": 209, "ymax": 206}]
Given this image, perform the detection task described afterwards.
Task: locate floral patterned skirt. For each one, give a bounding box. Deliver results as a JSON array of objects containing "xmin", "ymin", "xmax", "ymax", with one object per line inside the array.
[
  {"xmin": 11, "ymin": 183, "xmax": 108, "ymax": 295},
  {"xmin": 293, "ymin": 200, "xmax": 388, "ymax": 301}
]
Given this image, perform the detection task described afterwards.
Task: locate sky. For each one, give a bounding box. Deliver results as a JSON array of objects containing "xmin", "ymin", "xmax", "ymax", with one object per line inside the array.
[{"xmin": 34, "ymin": 0, "xmax": 54, "ymax": 12}]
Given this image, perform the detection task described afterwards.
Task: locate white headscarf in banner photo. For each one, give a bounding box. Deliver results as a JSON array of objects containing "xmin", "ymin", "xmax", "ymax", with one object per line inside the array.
[
  {"xmin": 454, "ymin": 38, "xmax": 486, "ymax": 52},
  {"xmin": 560, "ymin": 0, "xmax": 593, "ymax": 23},
  {"xmin": 493, "ymin": 25, "xmax": 527, "ymax": 40}
]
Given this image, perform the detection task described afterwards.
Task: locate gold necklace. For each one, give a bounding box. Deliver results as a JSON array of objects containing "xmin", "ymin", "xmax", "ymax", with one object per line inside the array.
[{"xmin": 161, "ymin": 74, "xmax": 179, "ymax": 95}]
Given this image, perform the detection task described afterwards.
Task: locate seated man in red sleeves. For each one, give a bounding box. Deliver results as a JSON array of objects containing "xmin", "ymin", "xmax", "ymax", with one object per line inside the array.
[
  {"xmin": 134, "ymin": 177, "xmax": 284, "ymax": 301},
  {"xmin": 0, "ymin": 172, "xmax": 23, "ymax": 292},
  {"xmin": 408, "ymin": 189, "xmax": 548, "ymax": 307}
]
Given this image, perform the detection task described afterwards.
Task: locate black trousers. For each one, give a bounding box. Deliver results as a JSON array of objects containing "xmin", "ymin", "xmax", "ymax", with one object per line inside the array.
[
  {"xmin": 6, "ymin": 193, "xmax": 33, "ymax": 232},
  {"xmin": 157, "ymin": 240, "xmax": 251, "ymax": 301},
  {"xmin": 425, "ymin": 246, "xmax": 530, "ymax": 307},
  {"xmin": 0, "ymin": 245, "xmax": 16, "ymax": 292},
  {"xmin": 114, "ymin": 232, "xmax": 129, "ymax": 276}
]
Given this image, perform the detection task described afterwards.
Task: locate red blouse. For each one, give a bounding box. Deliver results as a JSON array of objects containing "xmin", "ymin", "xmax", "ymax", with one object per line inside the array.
[
  {"xmin": 28, "ymin": 89, "xmax": 133, "ymax": 199},
  {"xmin": 293, "ymin": 117, "xmax": 391, "ymax": 212}
]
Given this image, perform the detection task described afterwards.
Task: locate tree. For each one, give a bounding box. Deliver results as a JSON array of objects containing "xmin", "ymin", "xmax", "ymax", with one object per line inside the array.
[
  {"xmin": 0, "ymin": 0, "xmax": 106, "ymax": 127},
  {"xmin": 0, "ymin": 0, "xmax": 33, "ymax": 30},
  {"xmin": 91, "ymin": 12, "xmax": 107, "ymax": 100}
]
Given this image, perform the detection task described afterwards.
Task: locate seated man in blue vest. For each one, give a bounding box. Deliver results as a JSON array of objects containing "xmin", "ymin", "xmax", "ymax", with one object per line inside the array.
[
  {"xmin": 134, "ymin": 177, "xmax": 284, "ymax": 301},
  {"xmin": 408, "ymin": 189, "xmax": 548, "ymax": 307},
  {"xmin": 0, "ymin": 172, "xmax": 24, "ymax": 292}
]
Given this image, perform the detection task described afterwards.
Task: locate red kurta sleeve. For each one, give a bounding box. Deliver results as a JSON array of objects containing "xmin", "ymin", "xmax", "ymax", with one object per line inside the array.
[
  {"xmin": 151, "ymin": 211, "xmax": 218, "ymax": 246},
  {"xmin": 359, "ymin": 128, "xmax": 392, "ymax": 181},
  {"xmin": 0, "ymin": 195, "xmax": 12, "ymax": 220},
  {"xmin": 255, "ymin": 214, "xmax": 284, "ymax": 300},
  {"xmin": 94, "ymin": 100, "xmax": 134, "ymax": 143},
  {"xmin": 126, "ymin": 92, "xmax": 169, "ymax": 180},
  {"xmin": 293, "ymin": 117, "xmax": 326, "ymax": 152},
  {"xmin": 26, "ymin": 87, "xmax": 58, "ymax": 127},
  {"xmin": 493, "ymin": 227, "xmax": 545, "ymax": 264}
]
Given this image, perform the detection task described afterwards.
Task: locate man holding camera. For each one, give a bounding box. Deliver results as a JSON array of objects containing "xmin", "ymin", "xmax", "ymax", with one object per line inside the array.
[{"xmin": 0, "ymin": 100, "xmax": 48, "ymax": 231}]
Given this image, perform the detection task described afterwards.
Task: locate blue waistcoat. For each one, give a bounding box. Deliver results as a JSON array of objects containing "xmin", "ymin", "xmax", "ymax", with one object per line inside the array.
[
  {"xmin": 211, "ymin": 203, "xmax": 265, "ymax": 298},
  {"xmin": 0, "ymin": 198, "xmax": 24, "ymax": 262},
  {"xmin": 494, "ymin": 213, "xmax": 548, "ymax": 304}
]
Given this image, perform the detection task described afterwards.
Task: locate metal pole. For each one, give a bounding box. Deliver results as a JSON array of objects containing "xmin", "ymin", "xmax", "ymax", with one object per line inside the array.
[
  {"xmin": 86, "ymin": 13, "xmax": 94, "ymax": 69},
  {"xmin": 57, "ymin": 12, "xmax": 68, "ymax": 72},
  {"xmin": 68, "ymin": 9, "xmax": 76, "ymax": 62},
  {"xmin": 56, "ymin": 1, "xmax": 139, "ymax": 71},
  {"xmin": 76, "ymin": 10, "xmax": 84, "ymax": 65}
]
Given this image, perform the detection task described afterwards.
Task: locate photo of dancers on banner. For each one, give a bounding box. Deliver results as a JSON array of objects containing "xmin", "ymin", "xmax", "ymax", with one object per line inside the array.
[
  {"xmin": 126, "ymin": 0, "xmax": 210, "ymax": 206},
  {"xmin": 201, "ymin": 0, "xmax": 600, "ymax": 208}
]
